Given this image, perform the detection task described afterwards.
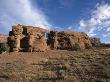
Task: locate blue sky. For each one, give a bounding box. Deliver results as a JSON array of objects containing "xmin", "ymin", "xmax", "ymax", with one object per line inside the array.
[{"xmin": 0, "ymin": 0, "xmax": 110, "ymax": 43}]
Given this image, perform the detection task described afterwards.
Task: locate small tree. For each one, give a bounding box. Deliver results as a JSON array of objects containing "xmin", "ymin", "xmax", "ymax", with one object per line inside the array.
[
  {"xmin": 71, "ymin": 44, "xmax": 80, "ymax": 51},
  {"xmin": 0, "ymin": 43, "xmax": 9, "ymax": 54}
]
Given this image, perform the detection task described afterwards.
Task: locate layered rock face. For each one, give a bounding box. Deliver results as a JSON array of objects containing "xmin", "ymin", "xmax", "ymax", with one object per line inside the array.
[
  {"xmin": 47, "ymin": 31, "xmax": 92, "ymax": 50},
  {"xmin": 8, "ymin": 24, "xmax": 48, "ymax": 52}
]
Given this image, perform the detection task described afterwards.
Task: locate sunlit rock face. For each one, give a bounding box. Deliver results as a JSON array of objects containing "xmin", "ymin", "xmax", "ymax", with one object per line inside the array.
[
  {"xmin": 8, "ymin": 24, "xmax": 94, "ymax": 52},
  {"xmin": 8, "ymin": 24, "xmax": 48, "ymax": 52},
  {"xmin": 47, "ymin": 31, "xmax": 92, "ymax": 50}
]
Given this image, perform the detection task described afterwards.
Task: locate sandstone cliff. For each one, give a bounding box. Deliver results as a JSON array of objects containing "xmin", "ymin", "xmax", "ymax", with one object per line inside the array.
[
  {"xmin": 8, "ymin": 24, "xmax": 48, "ymax": 52},
  {"xmin": 47, "ymin": 31, "xmax": 92, "ymax": 50},
  {"xmin": 7, "ymin": 24, "xmax": 104, "ymax": 52}
]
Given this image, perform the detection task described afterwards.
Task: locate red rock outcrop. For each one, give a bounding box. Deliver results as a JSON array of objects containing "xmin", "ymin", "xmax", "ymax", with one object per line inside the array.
[
  {"xmin": 8, "ymin": 24, "xmax": 48, "ymax": 52},
  {"xmin": 8, "ymin": 24, "xmax": 95, "ymax": 52},
  {"xmin": 47, "ymin": 31, "xmax": 92, "ymax": 50}
]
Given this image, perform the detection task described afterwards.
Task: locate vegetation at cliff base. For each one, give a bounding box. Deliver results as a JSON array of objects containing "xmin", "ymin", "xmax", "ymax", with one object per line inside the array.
[{"xmin": 0, "ymin": 43, "xmax": 9, "ymax": 53}]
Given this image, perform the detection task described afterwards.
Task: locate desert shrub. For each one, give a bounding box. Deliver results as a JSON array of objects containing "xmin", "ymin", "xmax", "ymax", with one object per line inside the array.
[
  {"xmin": 0, "ymin": 43, "xmax": 9, "ymax": 53},
  {"xmin": 85, "ymin": 44, "xmax": 92, "ymax": 49},
  {"xmin": 71, "ymin": 44, "xmax": 80, "ymax": 51}
]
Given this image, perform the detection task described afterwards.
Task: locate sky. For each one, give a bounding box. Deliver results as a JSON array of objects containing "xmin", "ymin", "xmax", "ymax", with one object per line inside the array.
[{"xmin": 0, "ymin": 0, "xmax": 110, "ymax": 43}]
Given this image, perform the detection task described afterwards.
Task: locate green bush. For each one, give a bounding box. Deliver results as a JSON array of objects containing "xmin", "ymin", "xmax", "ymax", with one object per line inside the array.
[
  {"xmin": 0, "ymin": 43, "xmax": 9, "ymax": 53},
  {"xmin": 71, "ymin": 44, "xmax": 80, "ymax": 51}
]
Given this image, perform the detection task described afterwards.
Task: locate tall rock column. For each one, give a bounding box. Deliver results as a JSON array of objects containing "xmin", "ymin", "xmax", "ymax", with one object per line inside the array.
[
  {"xmin": 48, "ymin": 31, "xmax": 58, "ymax": 49},
  {"xmin": 13, "ymin": 35, "xmax": 21, "ymax": 52},
  {"xmin": 8, "ymin": 24, "xmax": 23, "ymax": 52},
  {"xmin": 28, "ymin": 33, "xmax": 35, "ymax": 52},
  {"xmin": 28, "ymin": 34, "xmax": 35, "ymax": 47}
]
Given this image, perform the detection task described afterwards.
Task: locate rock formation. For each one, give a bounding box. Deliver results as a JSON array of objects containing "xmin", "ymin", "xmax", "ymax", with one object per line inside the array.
[
  {"xmin": 8, "ymin": 24, "xmax": 48, "ymax": 52},
  {"xmin": 8, "ymin": 24, "xmax": 102, "ymax": 52},
  {"xmin": 47, "ymin": 31, "xmax": 92, "ymax": 50}
]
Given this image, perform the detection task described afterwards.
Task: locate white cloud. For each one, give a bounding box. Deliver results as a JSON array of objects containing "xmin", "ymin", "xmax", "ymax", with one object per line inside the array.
[
  {"xmin": 68, "ymin": 26, "xmax": 72, "ymax": 30},
  {"xmin": 0, "ymin": 0, "xmax": 51, "ymax": 34},
  {"xmin": 102, "ymin": 34, "xmax": 108, "ymax": 37},
  {"xmin": 79, "ymin": 20, "xmax": 86, "ymax": 27},
  {"xmin": 79, "ymin": 3, "xmax": 110, "ymax": 38},
  {"xmin": 107, "ymin": 27, "xmax": 110, "ymax": 32}
]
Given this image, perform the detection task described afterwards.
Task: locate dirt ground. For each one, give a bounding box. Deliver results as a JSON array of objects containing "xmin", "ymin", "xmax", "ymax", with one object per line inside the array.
[{"xmin": 0, "ymin": 48, "xmax": 110, "ymax": 82}]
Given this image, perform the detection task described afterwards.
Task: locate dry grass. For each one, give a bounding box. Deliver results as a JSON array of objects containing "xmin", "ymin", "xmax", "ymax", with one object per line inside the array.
[{"xmin": 0, "ymin": 48, "xmax": 109, "ymax": 82}]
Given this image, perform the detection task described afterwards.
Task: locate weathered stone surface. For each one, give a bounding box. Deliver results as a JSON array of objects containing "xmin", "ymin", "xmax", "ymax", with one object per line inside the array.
[
  {"xmin": 47, "ymin": 31, "xmax": 58, "ymax": 49},
  {"xmin": 47, "ymin": 31, "xmax": 92, "ymax": 50},
  {"xmin": 28, "ymin": 33, "xmax": 48, "ymax": 52},
  {"xmin": 12, "ymin": 24, "xmax": 23, "ymax": 35},
  {"xmin": 8, "ymin": 24, "xmax": 102, "ymax": 52},
  {"xmin": 8, "ymin": 35, "xmax": 21, "ymax": 52},
  {"xmin": 8, "ymin": 24, "xmax": 48, "ymax": 52},
  {"xmin": 22, "ymin": 25, "xmax": 48, "ymax": 35}
]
